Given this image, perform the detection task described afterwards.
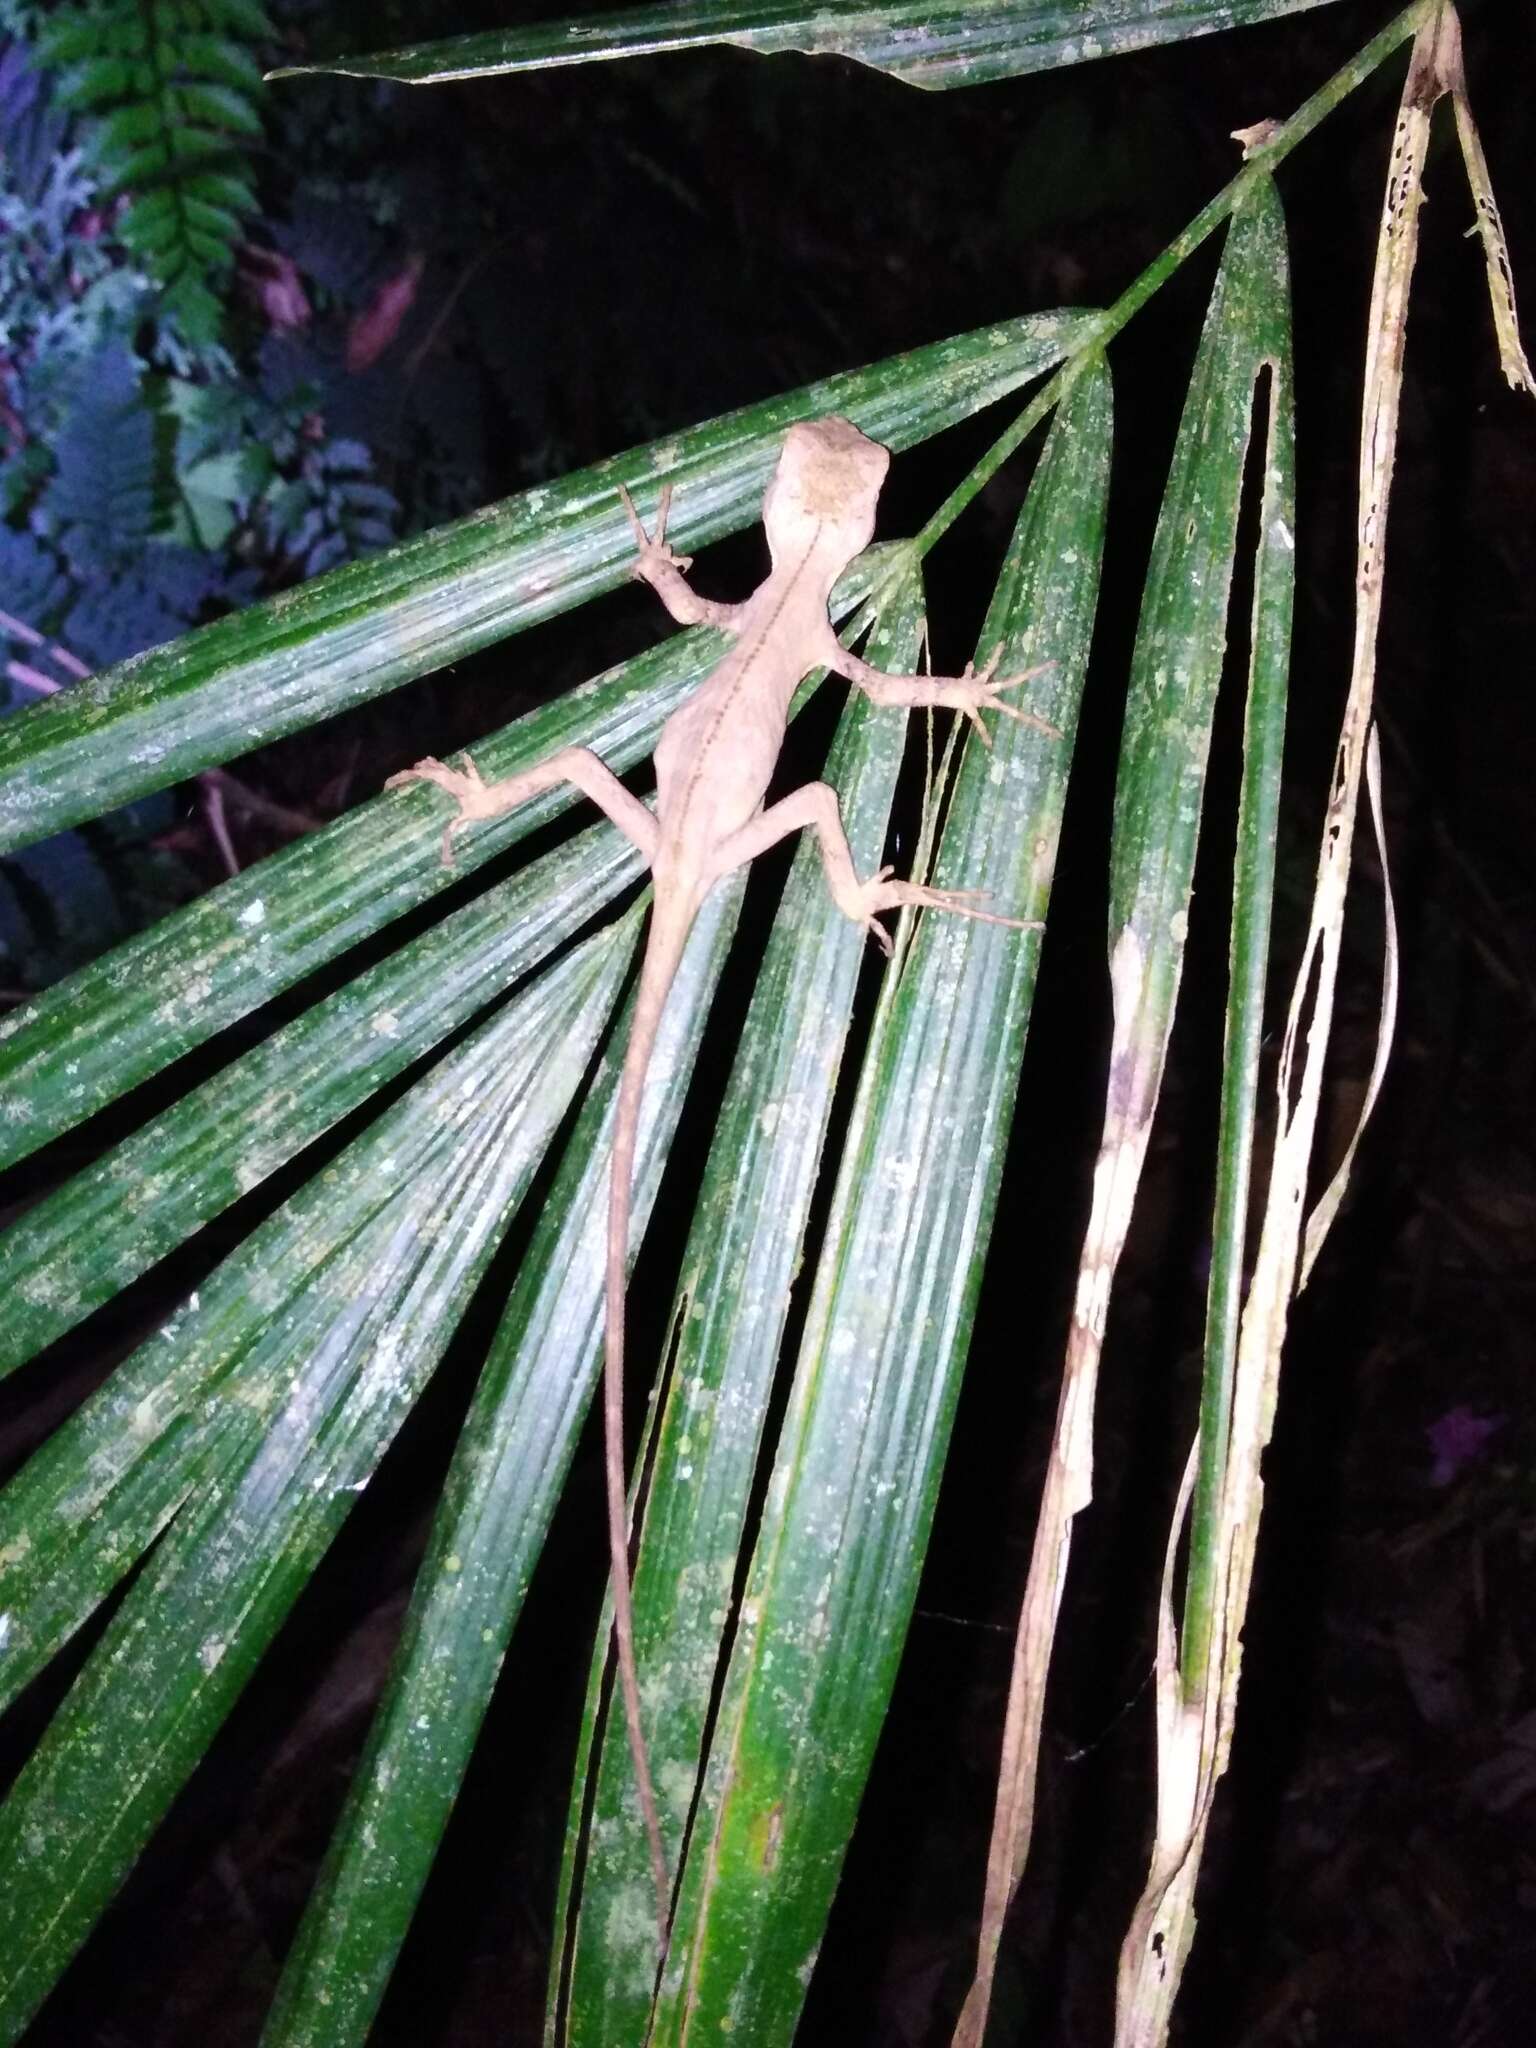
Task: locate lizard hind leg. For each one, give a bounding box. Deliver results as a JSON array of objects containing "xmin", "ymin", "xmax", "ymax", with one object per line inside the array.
[{"xmin": 711, "ymin": 781, "xmax": 1040, "ymax": 956}]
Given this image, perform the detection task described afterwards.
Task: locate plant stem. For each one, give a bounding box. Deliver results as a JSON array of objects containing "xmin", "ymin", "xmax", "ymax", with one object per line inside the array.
[{"xmin": 907, "ymin": 0, "xmax": 1434, "ymax": 560}]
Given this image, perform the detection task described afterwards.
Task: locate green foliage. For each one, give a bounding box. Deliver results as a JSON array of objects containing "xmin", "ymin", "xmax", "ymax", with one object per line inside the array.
[
  {"xmin": 0, "ymin": 37, "xmax": 236, "ymax": 662},
  {"xmin": 37, "ymin": 0, "xmax": 272, "ymax": 343},
  {"xmin": 0, "ymin": 336, "xmax": 1092, "ymax": 2045},
  {"xmin": 0, "ymin": 37, "xmax": 196, "ymax": 979},
  {"xmin": 272, "ymin": 0, "xmax": 1352, "ymax": 93},
  {"xmin": 0, "ymin": 2, "xmax": 1496, "ymax": 2042},
  {"xmin": 0, "ymin": 30, "xmax": 401, "ymax": 987}
]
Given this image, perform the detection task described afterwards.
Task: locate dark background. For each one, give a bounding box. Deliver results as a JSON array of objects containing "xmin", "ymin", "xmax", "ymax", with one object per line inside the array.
[{"xmin": 3, "ymin": 0, "xmax": 1533, "ymax": 2042}]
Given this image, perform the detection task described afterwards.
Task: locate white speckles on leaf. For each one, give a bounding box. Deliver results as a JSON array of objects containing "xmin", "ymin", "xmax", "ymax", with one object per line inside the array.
[
  {"xmin": 233, "ymin": 1152, "xmax": 273, "ymax": 1197},
  {"xmin": 130, "ymin": 1394, "xmax": 164, "ymax": 1436},
  {"xmin": 125, "ymin": 1170, "xmax": 171, "ymax": 1215},
  {"xmin": 247, "ymin": 1269, "xmax": 285, "ymax": 1314},
  {"xmin": 237, "ymin": 898, "xmax": 266, "ymax": 929},
  {"xmin": 18, "ymin": 1268, "xmax": 65, "ymax": 1309},
  {"xmin": 658, "ymin": 1755, "xmax": 694, "ymax": 1818},
  {"xmin": 157, "ymin": 971, "xmax": 215, "ymax": 1026},
  {"xmin": 604, "ymin": 1881, "xmax": 665, "ymax": 1997}
]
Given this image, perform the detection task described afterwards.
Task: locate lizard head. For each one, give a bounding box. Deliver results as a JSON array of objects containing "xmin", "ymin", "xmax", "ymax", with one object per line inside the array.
[{"xmin": 762, "ymin": 416, "xmax": 890, "ymax": 567}]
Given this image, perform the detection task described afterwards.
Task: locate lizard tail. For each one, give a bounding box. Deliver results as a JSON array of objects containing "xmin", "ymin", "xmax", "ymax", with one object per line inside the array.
[{"xmin": 606, "ymin": 910, "xmax": 690, "ymax": 1949}]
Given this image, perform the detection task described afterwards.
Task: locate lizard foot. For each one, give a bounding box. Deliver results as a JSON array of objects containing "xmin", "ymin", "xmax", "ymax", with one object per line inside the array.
[
  {"xmin": 853, "ymin": 867, "xmax": 1042, "ymax": 955},
  {"xmin": 950, "ymin": 656, "xmax": 1060, "ymax": 745},
  {"xmin": 385, "ymin": 753, "xmax": 498, "ymax": 867},
  {"xmin": 617, "ymin": 481, "xmax": 693, "ymax": 578}
]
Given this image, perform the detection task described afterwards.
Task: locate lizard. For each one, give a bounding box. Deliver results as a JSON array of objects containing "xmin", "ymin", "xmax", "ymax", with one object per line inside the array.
[{"xmin": 387, "ymin": 416, "xmax": 1055, "ymax": 1947}]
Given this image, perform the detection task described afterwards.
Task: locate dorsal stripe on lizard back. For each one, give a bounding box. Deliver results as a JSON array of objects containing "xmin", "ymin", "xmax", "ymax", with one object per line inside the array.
[{"xmin": 674, "ymin": 523, "xmax": 823, "ymax": 823}]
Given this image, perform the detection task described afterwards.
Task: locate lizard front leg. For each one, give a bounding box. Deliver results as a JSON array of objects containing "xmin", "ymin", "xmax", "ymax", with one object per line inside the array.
[
  {"xmin": 712, "ymin": 781, "xmax": 1040, "ymax": 958},
  {"xmin": 825, "ymin": 633, "xmax": 1059, "ymax": 747},
  {"xmin": 618, "ymin": 483, "xmax": 745, "ymax": 633},
  {"xmin": 387, "ymin": 747, "xmax": 658, "ymax": 868}
]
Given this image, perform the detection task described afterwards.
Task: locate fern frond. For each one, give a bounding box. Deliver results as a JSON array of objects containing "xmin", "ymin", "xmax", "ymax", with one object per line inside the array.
[
  {"xmin": 38, "ymin": 0, "xmax": 272, "ymax": 342},
  {"xmin": 44, "ymin": 346, "xmax": 158, "ymax": 573},
  {"xmin": 0, "ymin": 35, "xmax": 70, "ymax": 206}
]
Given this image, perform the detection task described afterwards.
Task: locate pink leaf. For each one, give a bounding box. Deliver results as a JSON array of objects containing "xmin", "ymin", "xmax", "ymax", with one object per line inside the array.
[
  {"xmin": 241, "ymin": 247, "xmax": 311, "ymax": 332},
  {"xmin": 346, "ymin": 254, "xmax": 426, "ymax": 373}
]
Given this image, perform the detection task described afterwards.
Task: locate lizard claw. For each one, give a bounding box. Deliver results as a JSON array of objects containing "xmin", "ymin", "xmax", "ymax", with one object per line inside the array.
[
  {"xmin": 616, "ymin": 481, "xmax": 649, "ymax": 551},
  {"xmin": 386, "ymin": 752, "xmax": 494, "ymax": 868},
  {"xmin": 954, "ymin": 656, "xmax": 1061, "ymax": 741},
  {"xmin": 854, "ymin": 863, "xmax": 1041, "ymax": 940},
  {"xmin": 618, "ymin": 480, "xmax": 693, "ymax": 578},
  {"xmin": 904, "ymin": 882, "xmax": 1044, "ymax": 933},
  {"xmin": 859, "ymin": 865, "xmax": 898, "ymax": 956},
  {"xmin": 962, "ymin": 702, "xmax": 995, "ymax": 749},
  {"xmin": 852, "ymin": 866, "xmax": 1040, "ymax": 948}
]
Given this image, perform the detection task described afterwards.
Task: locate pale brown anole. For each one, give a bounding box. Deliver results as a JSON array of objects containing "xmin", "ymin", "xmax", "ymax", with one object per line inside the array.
[{"xmin": 388, "ymin": 417, "xmax": 1052, "ymax": 1944}]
